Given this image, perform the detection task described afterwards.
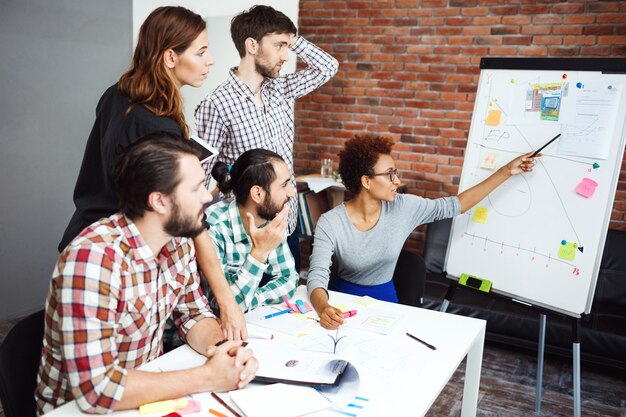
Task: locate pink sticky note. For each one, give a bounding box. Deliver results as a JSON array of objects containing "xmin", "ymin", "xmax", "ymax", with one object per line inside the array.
[{"xmin": 575, "ymin": 178, "xmax": 598, "ymax": 198}]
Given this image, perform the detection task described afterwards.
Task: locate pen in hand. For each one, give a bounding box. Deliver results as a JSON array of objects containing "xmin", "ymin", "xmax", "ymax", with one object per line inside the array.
[{"xmin": 406, "ymin": 332, "xmax": 437, "ymax": 351}]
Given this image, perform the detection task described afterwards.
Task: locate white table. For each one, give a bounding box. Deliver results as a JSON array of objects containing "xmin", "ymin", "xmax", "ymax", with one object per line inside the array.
[{"xmin": 44, "ymin": 286, "xmax": 485, "ymax": 416}]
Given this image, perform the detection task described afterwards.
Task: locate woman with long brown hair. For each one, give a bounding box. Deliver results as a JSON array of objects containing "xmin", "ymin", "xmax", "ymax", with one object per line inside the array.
[
  {"xmin": 58, "ymin": 7, "xmax": 250, "ymax": 341},
  {"xmin": 59, "ymin": 6, "xmax": 212, "ymax": 249}
]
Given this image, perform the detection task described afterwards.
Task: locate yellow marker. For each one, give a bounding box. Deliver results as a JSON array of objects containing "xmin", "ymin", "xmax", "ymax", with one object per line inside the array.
[{"xmin": 139, "ymin": 398, "xmax": 188, "ymax": 415}]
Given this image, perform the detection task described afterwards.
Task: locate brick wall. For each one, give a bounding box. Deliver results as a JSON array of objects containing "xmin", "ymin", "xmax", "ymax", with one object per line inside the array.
[{"xmin": 294, "ymin": 0, "xmax": 626, "ymax": 255}]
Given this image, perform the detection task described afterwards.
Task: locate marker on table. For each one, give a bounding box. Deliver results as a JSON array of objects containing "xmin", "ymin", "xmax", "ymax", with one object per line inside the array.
[
  {"xmin": 530, "ymin": 133, "xmax": 561, "ymax": 157},
  {"xmin": 209, "ymin": 409, "xmax": 228, "ymax": 417},
  {"xmin": 263, "ymin": 308, "xmax": 293, "ymax": 319},
  {"xmin": 342, "ymin": 310, "xmax": 357, "ymax": 318},
  {"xmin": 406, "ymin": 332, "xmax": 437, "ymax": 351}
]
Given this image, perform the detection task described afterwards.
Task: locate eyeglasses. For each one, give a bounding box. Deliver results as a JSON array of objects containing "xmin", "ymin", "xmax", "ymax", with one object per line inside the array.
[{"xmin": 370, "ymin": 169, "xmax": 398, "ymax": 182}]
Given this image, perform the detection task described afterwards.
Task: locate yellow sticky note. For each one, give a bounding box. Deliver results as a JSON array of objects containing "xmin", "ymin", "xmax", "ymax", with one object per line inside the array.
[
  {"xmin": 332, "ymin": 304, "xmax": 350, "ymax": 312},
  {"xmin": 486, "ymin": 109, "xmax": 502, "ymax": 126},
  {"xmin": 480, "ymin": 152, "xmax": 498, "ymax": 170},
  {"xmin": 352, "ymin": 296, "xmax": 378, "ymax": 308},
  {"xmin": 472, "ymin": 207, "xmax": 488, "ymax": 224},
  {"xmin": 558, "ymin": 241, "xmax": 577, "ymax": 261}
]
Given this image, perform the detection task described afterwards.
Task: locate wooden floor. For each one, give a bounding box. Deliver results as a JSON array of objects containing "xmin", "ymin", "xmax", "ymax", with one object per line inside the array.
[
  {"xmin": 1, "ymin": 319, "xmax": 624, "ymax": 417},
  {"xmin": 426, "ymin": 343, "xmax": 626, "ymax": 417}
]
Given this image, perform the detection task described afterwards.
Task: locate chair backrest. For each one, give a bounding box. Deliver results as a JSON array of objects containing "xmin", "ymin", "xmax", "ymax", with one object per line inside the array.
[
  {"xmin": 423, "ymin": 218, "xmax": 452, "ymax": 275},
  {"xmin": 393, "ymin": 249, "xmax": 426, "ymax": 307},
  {"xmin": 0, "ymin": 309, "xmax": 45, "ymax": 417}
]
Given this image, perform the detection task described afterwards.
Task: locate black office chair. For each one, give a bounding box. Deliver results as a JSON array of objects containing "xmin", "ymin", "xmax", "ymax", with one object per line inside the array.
[
  {"xmin": 0, "ymin": 309, "xmax": 45, "ymax": 417},
  {"xmin": 393, "ymin": 249, "xmax": 426, "ymax": 307}
]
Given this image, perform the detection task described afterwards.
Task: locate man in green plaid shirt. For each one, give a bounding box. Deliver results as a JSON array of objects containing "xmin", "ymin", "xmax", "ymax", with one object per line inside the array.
[{"xmin": 205, "ymin": 149, "xmax": 298, "ymax": 312}]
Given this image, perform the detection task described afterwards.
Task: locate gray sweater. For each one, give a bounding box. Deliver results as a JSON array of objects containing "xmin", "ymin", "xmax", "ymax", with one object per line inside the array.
[{"xmin": 306, "ymin": 194, "xmax": 460, "ymax": 296}]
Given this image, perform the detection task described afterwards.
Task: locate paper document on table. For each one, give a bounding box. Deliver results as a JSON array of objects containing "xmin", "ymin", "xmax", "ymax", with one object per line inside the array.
[
  {"xmin": 248, "ymin": 341, "xmax": 349, "ymax": 386},
  {"xmin": 229, "ymin": 383, "xmax": 332, "ymax": 417},
  {"xmin": 301, "ymin": 176, "xmax": 341, "ymax": 193},
  {"xmin": 343, "ymin": 307, "xmax": 404, "ymax": 335},
  {"xmin": 245, "ymin": 306, "xmax": 317, "ymax": 336}
]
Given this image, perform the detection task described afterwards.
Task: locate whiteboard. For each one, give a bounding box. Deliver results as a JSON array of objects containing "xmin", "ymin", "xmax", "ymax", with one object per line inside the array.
[{"xmin": 444, "ymin": 59, "xmax": 626, "ymax": 317}]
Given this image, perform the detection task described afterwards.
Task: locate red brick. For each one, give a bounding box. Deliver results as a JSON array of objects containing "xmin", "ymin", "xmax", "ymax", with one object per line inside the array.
[
  {"xmin": 553, "ymin": 26, "xmax": 583, "ymax": 35},
  {"xmin": 502, "ymin": 36, "xmax": 533, "ymax": 45},
  {"xmin": 549, "ymin": 46, "xmax": 581, "ymax": 56},
  {"xmin": 587, "ymin": 2, "xmax": 620, "ymax": 13},
  {"xmin": 488, "ymin": 46, "xmax": 518, "ymax": 55},
  {"xmin": 461, "ymin": 7, "xmax": 490, "ymax": 16},
  {"xmin": 521, "ymin": 5, "xmax": 550, "ymax": 14},
  {"xmin": 502, "ymin": 16, "xmax": 531, "ymax": 25},
  {"xmin": 491, "ymin": 26, "xmax": 521, "ymax": 35},
  {"xmin": 475, "ymin": 36, "xmax": 504, "ymax": 45},
  {"xmin": 519, "ymin": 45, "xmax": 548, "ymax": 56},
  {"xmin": 473, "ymin": 16, "xmax": 502, "ymax": 25},
  {"xmin": 533, "ymin": 15, "xmax": 562, "ymax": 25},
  {"xmin": 583, "ymin": 25, "xmax": 615, "ymax": 35},
  {"xmin": 564, "ymin": 15, "xmax": 595, "ymax": 24},
  {"xmin": 563, "ymin": 35, "xmax": 597, "ymax": 45},
  {"xmin": 491, "ymin": 6, "xmax": 519, "ymax": 15},
  {"xmin": 434, "ymin": 46, "xmax": 462, "ymax": 54},
  {"xmin": 437, "ymin": 27, "xmax": 463, "ymax": 36},
  {"xmin": 534, "ymin": 36, "xmax": 563, "ymax": 45},
  {"xmin": 553, "ymin": 4, "xmax": 584, "ymax": 14},
  {"xmin": 521, "ymin": 25, "xmax": 552, "ymax": 35},
  {"xmin": 598, "ymin": 35, "xmax": 626, "ymax": 44},
  {"xmin": 598, "ymin": 14, "xmax": 626, "ymax": 24},
  {"xmin": 429, "ymin": 8, "xmax": 456, "ymax": 18}
]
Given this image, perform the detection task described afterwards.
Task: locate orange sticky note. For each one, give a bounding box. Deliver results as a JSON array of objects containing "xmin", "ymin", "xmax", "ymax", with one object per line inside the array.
[{"xmin": 486, "ymin": 109, "xmax": 502, "ymax": 126}]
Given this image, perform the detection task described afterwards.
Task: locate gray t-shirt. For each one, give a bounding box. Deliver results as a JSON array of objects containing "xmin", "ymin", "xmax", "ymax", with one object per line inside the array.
[{"xmin": 306, "ymin": 194, "xmax": 460, "ymax": 296}]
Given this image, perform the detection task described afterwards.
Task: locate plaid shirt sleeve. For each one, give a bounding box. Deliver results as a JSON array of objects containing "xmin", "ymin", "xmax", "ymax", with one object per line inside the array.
[
  {"xmin": 51, "ymin": 245, "xmax": 127, "ymax": 413},
  {"xmin": 208, "ymin": 226, "xmax": 299, "ymax": 312},
  {"xmin": 169, "ymin": 240, "xmax": 216, "ymax": 337},
  {"xmin": 281, "ymin": 36, "xmax": 339, "ymax": 100},
  {"xmin": 194, "ymin": 97, "xmax": 229, "ymax": 185}
]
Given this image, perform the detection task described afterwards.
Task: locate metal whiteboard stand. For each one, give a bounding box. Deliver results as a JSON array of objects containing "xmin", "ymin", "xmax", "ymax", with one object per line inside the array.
[
  {"xmin": 439, "ymin": 279, "xmax": 583, "ymax": 417},
  {"xmin": 535, "ymin": 314, "xmax": 546, "ymax": 414}
]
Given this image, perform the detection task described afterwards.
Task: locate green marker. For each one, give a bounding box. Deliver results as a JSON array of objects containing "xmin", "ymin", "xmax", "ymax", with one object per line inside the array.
[{"xmin": 459, "ymin": 273, "xmax": 492, "ymax": 293}]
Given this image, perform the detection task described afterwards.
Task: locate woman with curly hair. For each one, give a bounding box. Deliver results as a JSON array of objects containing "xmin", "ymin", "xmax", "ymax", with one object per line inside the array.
[{"xmin": 307, "ymin": 134, "xmax": 539, "ymax": 330}]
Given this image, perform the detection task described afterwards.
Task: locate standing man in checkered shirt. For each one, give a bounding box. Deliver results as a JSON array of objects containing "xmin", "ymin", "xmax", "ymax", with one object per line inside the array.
[
  {"xmin": 195, "ymin": 5, "xmax": 339, "ymax": 271},
  {"xmin": 35, "ymin": 133, "xmax": 257, "ymax": 416},
  {"xmin": 204, "ymin": 149, "xmax": 298, "ymax": 313}
]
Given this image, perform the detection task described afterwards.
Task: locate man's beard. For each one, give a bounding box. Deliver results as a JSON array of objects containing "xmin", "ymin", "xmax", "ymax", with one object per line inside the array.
[
  {"xmin": 258, "ymin": 194, "xmax": 288, "ymax": 221},
  {"xmin": 164, "ymin": 200, "xmax": 208, "ymax": 238},
  {"xmin": 255, "ymin": 56, "xmax": 280, "ymax": 79}
]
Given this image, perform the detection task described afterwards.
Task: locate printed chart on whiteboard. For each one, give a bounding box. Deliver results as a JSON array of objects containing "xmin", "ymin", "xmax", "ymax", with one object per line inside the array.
[{"xmin": 444, "ymin": 62, "xmax": 626, "ymax": 317}]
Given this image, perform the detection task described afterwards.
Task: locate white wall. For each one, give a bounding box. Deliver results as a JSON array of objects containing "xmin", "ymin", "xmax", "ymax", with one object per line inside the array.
[
  {"xmin": 132, "ymin": 0, "xmax": 299, "ymax": 134},
  {"xmin": 0, "ymin": 1, "xmax": 132, "ymax": 320}
]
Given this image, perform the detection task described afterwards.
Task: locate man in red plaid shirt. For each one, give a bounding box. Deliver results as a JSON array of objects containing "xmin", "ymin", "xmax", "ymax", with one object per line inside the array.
[{"xmin": 35, "ymin": 132, "xmax": 258, "ymax": 415}]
